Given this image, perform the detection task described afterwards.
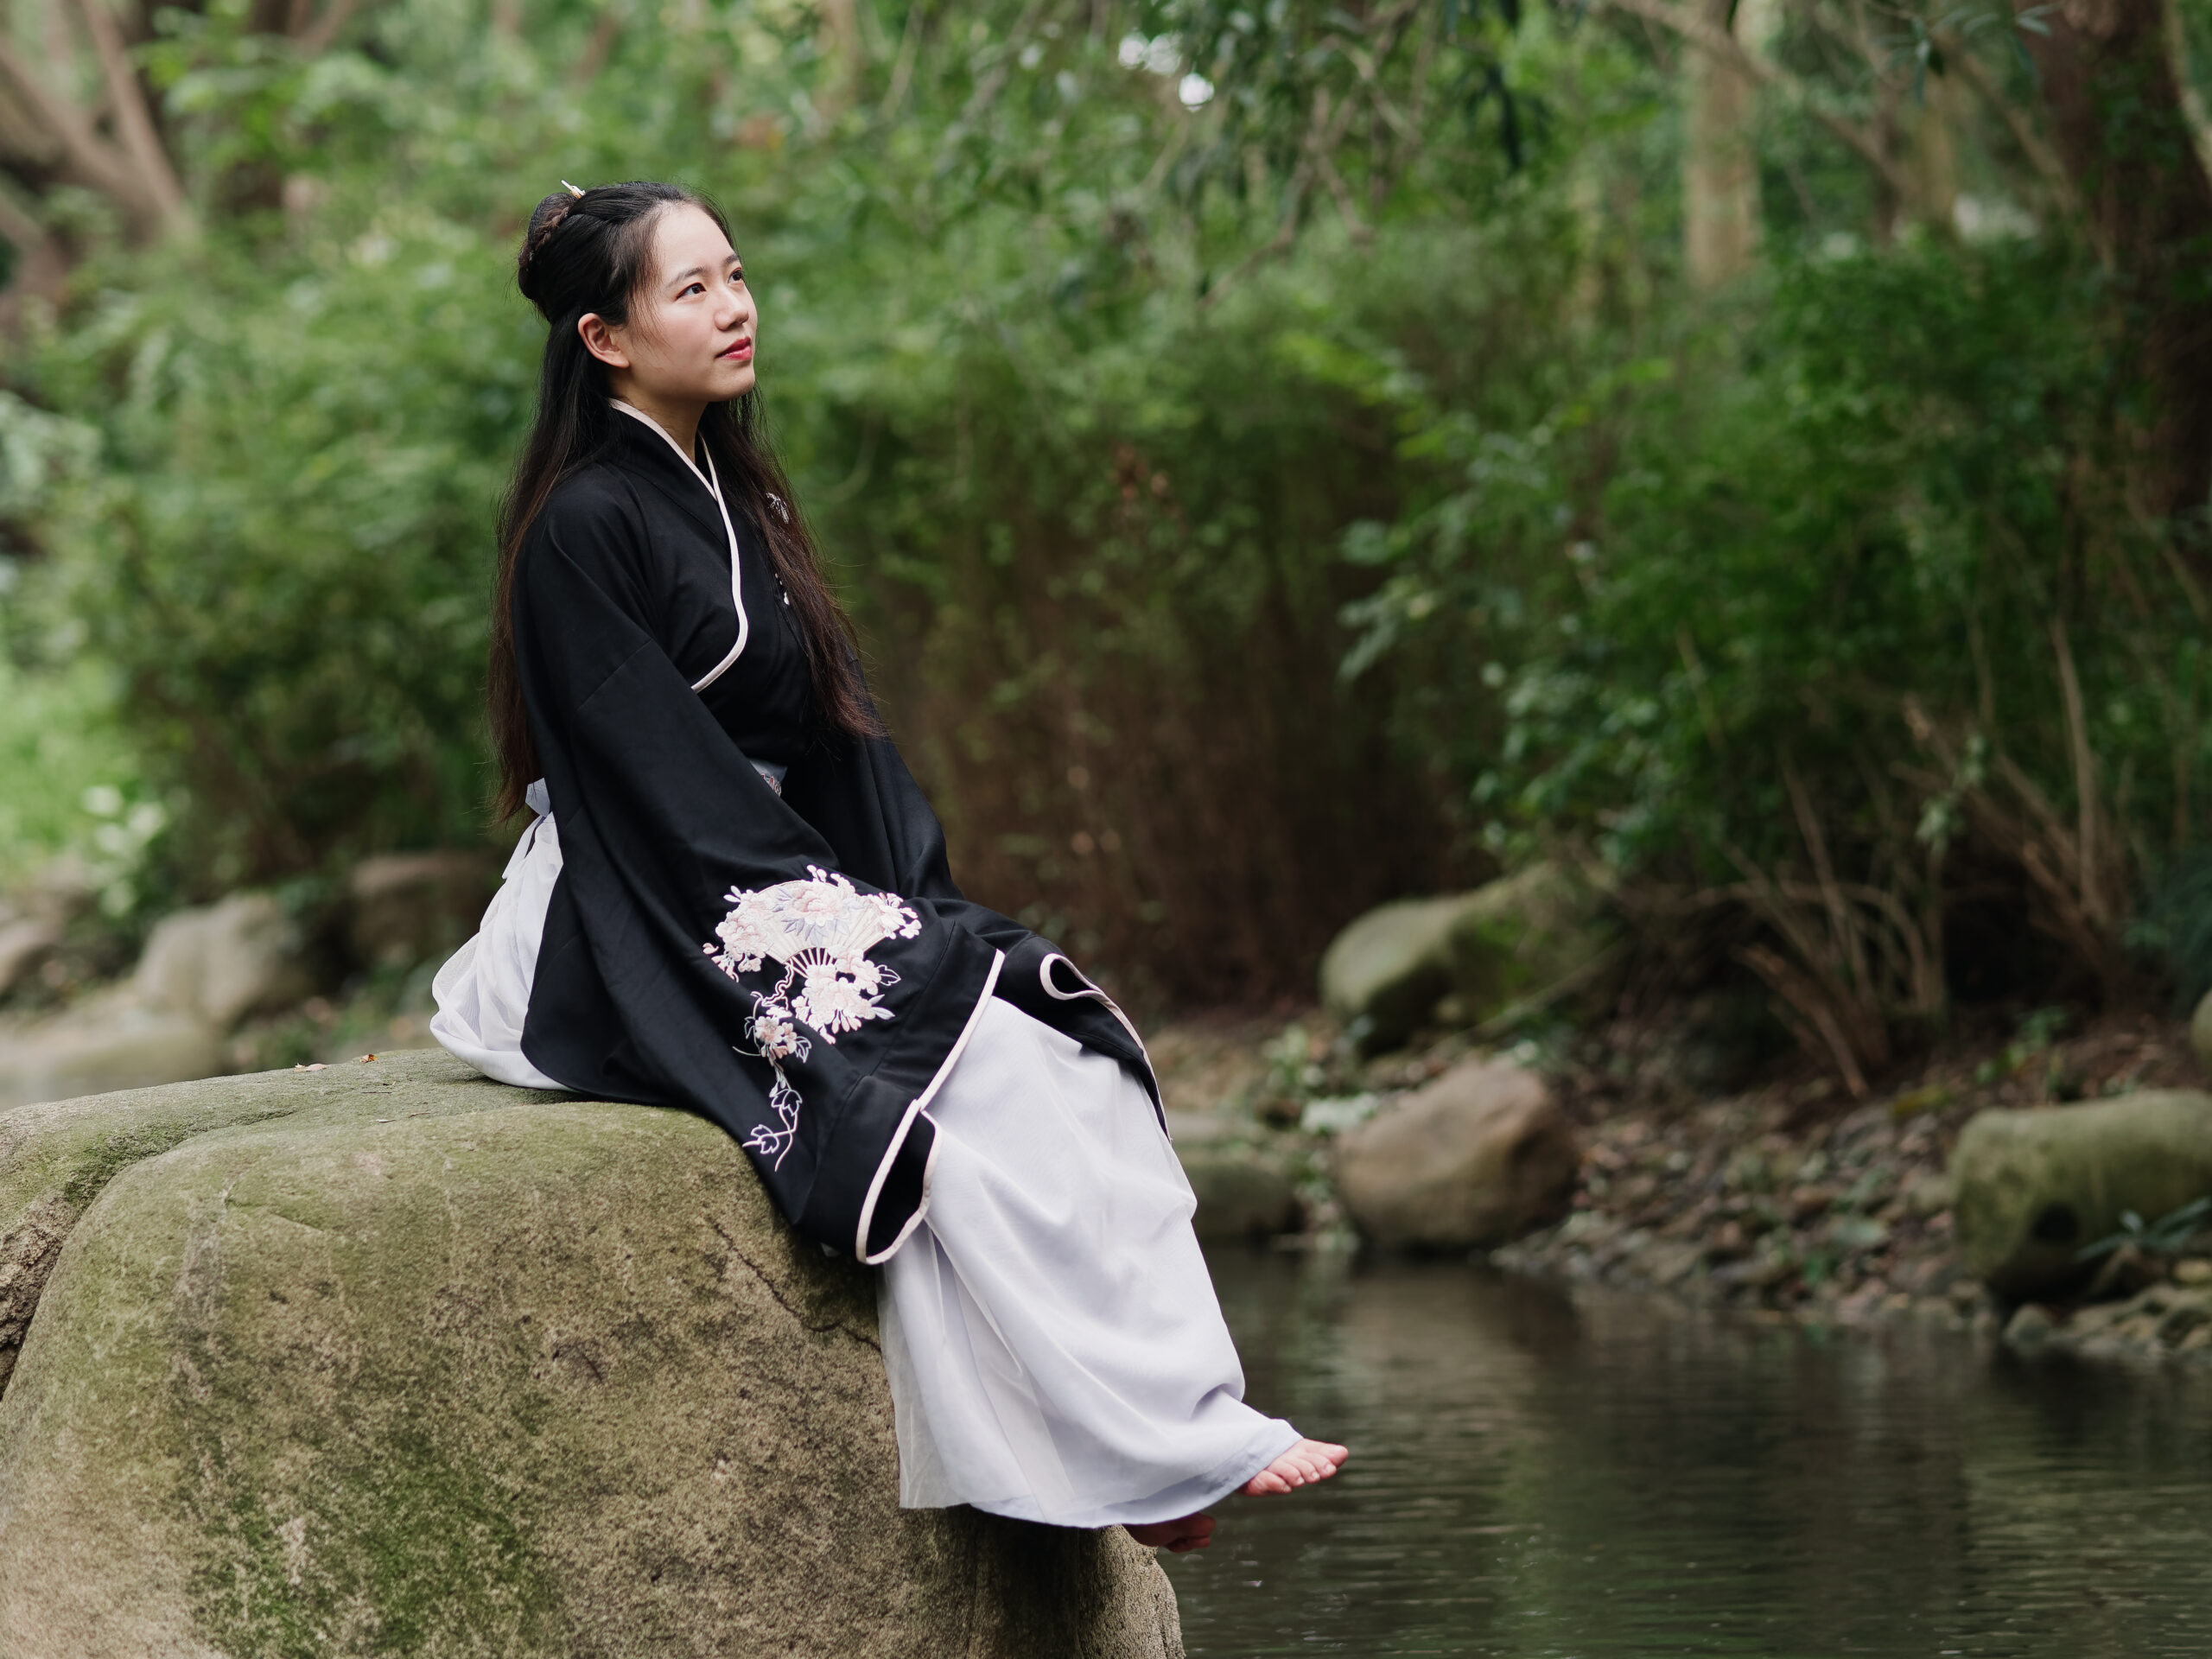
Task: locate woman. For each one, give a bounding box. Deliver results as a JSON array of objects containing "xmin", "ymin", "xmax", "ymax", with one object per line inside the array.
[{"xmin": 432, "ymin": 180, "xmax": 1346, "ymax": 1554}]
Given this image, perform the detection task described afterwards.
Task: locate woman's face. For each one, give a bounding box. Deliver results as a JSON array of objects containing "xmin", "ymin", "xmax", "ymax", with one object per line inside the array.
[{"xmin": 581, "ymin": 203, "xmax": 756, "ymax": 408}]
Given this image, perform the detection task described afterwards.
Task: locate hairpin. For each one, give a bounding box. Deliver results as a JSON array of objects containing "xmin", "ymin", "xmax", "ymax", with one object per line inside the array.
[{"xmin": 561, "ymin": 180, "xmax": 586, "ymax": 199}]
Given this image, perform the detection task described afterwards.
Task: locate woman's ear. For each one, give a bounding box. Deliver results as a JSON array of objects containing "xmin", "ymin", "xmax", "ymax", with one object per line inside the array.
[{"xmin": 577, "ymin": 312, "xmax": 630, "ymax": 369}]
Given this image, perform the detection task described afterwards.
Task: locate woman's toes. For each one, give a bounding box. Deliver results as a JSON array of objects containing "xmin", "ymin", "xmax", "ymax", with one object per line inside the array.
[
  {"xmin": 1170, "ymin": 1515, "xmax": 1217, "ymax": 1552},
  {"xmin": 1241, "ymin": 1439, "xmax": 1351, "ymax": 1497},
  {"xmin": 1127, "ymin": 1512, "xmax": 1216, "ymax": 1551}
]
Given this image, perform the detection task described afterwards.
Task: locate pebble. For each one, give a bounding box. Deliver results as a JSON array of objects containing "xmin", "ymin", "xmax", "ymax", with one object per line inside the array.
[{"xmin": 2005, "ymin": 1304, "xmax": 2056, "ymax": 1348}]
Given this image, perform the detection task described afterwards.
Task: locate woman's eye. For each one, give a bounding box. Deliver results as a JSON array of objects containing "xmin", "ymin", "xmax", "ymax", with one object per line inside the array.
[{"xmin": 682, "ymin": 282, "xmax": 706, "ymax": 297}]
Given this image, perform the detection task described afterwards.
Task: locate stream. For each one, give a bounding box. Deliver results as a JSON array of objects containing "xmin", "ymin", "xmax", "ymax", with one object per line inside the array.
[{"xmin": 1162, "ymin": 1250, "xmax": 2212, "ymax": 1657}]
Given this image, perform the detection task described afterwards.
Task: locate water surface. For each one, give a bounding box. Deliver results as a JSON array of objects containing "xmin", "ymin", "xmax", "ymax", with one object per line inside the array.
[{"xmin": 1165, "ymin": 1251, "xmax": 2212, "ymax": 1657}]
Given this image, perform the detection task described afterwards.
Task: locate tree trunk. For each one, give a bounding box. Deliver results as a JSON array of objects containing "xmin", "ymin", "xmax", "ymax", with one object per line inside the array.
[
  {"xmin": 2023, "ymin": 0, "xmax": 2212, "ymax": 520},
  {"xmin": 1914, "ymin": 72, "xmax": 1960, "ymax": 232},
  {"xmin": 1683, "ymin": 0, "xmax": 1761, "ymax": 287}
]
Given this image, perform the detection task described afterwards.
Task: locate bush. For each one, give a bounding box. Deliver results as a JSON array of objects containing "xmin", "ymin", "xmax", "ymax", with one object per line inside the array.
[{"xmin": 1349, "ymin": 236, "xmax": 2212, "ymax": 1074}]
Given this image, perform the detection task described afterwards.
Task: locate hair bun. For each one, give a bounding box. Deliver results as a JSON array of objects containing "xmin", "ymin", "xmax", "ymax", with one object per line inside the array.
[{"xmin": 517, "ymin": 193, "xmax": 581, "ymax": 305}]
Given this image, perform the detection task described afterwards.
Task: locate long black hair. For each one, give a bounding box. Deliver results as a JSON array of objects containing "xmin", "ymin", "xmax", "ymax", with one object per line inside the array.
[{"xmin": 490, "ymin": 180, "xmax": 876, "ymax": 822}]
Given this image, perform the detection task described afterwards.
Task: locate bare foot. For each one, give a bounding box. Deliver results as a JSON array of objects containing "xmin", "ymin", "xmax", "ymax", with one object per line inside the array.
[
  {"xmin": 1242, "ymin": 1437, "xmax": 1349, "ymax": 1497},
  {"xmin": 1125, "ymin": 1512, "xmax": 1217, "ymax": 1553}
]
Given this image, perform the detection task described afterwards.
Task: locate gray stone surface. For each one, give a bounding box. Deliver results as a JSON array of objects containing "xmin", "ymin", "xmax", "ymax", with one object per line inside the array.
[
  {"xmin": 0, "ymin": 988, "xmax": 226, "ymax": 1115},
  {"xmin": 0, "ymin": 917, "xmax": 59, "ymax": 1001},
  {"xmin": 0, "ymin": 1053, "xmax": 1184, "ymax": 1657},
  {"xmin": 1318, "ymin": 895, "xmax": 1478, "ymax": 1053},
  {"xmin": 136, "ymin": 892, "xmax": 315, "ymax": 1028},
  {"xmin": 1318, "ymin": 864, "xmax": 1616, "ymax": 1055},
  {"xmin": 1334, "ymin": 1057, "xmax": 1580, "ymax": 1250},
  {"xmin": 1952, "ymin": 1090, "xmax": 2212, "ymax": 1300},
  {"xmin": 1178, "ymin": 1145, "xmax": 1301, "ymax": 1242},
  {"xmin": 1444, "ymin": 862, "xmax": 1616, "ymax": 1027}
]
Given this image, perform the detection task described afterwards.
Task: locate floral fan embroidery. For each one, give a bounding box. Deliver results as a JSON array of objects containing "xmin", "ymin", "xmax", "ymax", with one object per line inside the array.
[{"xmin": 702, "ymin": 866, "xmax": 923, "ymax": 1168}]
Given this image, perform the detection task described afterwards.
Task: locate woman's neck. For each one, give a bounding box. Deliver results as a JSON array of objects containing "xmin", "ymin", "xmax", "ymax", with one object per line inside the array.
[{"xmin": 607, "ymin": 376, "xmax": 705, "ymax": 457}]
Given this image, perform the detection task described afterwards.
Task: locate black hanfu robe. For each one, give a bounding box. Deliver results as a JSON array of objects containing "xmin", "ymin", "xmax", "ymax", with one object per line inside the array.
[{"xmin": 511, "ymin": 411, "xmax": 1155, "ymax": 1262}]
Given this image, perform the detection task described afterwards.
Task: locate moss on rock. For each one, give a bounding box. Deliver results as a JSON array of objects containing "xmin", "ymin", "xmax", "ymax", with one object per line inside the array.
[
  {"xmin": 0, "ymin": 1051, "xmax": 521, "ymax": 1395},
  {"xmin": 0, "ymin": 1058, "xmax": 1182, "ymax": 1656},
  {"xmin": 1952, "ymin": 1090, "xmax": 2212, "ymax": 1300}
]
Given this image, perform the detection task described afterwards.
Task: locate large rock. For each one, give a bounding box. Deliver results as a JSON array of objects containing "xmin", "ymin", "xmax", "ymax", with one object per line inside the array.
[
  {"xmin": 347, "ymin": 850, "xmax": 500, "ymax": 969},
  {"xmin": 1318, "ymin": 863, "xmax": 1615, "ymax": 1053},
  {"xmin": 1445, "ymin": 862, "xmax": 1616, "ymax": 1024},
  {"xmin": 1176, "ymin": 1142, "xmax": 1302, "ymax": 1243},
  {"xmin": 1952, "ymin": 1090, "xmax": 2212, "ymax": 1300},
  {"xmin": 1333, "ymin": 1058, "xmax": 1580, "ymax": 1250},
  {"xmin": 1318, "ymin": 895, "xmax": 1472, "ymax": 1053},
  {"xmin": 0, "ymin": 916, "xmax": 60, "ymax": 1002},
  {"xmin": 0, "ymin": 890, "xmax": 313, "ymax": 1113},
  {"xmin": 136, "ymin": 891, "xmax": 315, "ymax": 1028},
  {"xmin": 0, "ymin": 988, "xmax": 226, "ymax": 1114},
  {"xmin": 0, "ymin": 860, "xmax": 95, "ymax": 1000},
  {"xmin": 0, "ymin": 1054, "xmax": 1183, "ymax": 1656}
]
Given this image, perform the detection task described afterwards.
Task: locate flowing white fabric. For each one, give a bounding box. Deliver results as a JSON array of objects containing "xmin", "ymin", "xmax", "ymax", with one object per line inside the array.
[
  {"xmin": 432, "ymin": 786, "xmax": 1296, "ymax": 1529},
  {"xmin": 880, "ymin": 998, "xmax": 1300, "ymax": 1528},
  {"xmin": 429, "ymin": 795, "xmax": 567, "ymax": 1091},
  {"xmin": 432, "ymin": 766, "xmax": 789, "ymax": 1084}
]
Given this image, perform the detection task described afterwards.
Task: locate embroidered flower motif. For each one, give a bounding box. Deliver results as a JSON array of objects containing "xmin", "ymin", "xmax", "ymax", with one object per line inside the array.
[{"xmin": 702, "ymin": 866, "xmax": 922, "ymax": 1168}]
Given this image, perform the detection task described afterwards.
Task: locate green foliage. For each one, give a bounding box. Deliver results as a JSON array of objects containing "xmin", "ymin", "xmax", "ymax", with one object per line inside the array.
[
  {"xmin": 4, "ymin": 0, "xmax": 1533, "ymax": 996},
  {"xmin": 2130, "ymin": 851, "xmax": 2212, "ymax": 1011},
  {"xmin": 2078, "ymin": 1196, "xmax": 2212, "ymax": 1262},
  {"xmin": 0, "ymin": 657, "xmax": 144, "ymax": 889},
  {"xmin": 1356, "ymin": 238, "xmax": 2121, "ymax": 861},
  {"xmin": 3, "ymin": 0, "xmax": 2209, "ymax": 1023},
  {"xmin": 1344, "ymin": 224, "xmax": 2212, "ymax": 1048},
  {"xmin": 22, "ymin": 221, "xmax": 532, "ymax": 888}
]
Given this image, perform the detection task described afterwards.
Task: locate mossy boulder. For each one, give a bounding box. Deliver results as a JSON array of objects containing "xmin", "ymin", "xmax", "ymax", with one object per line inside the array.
[
  {"xmin": 1318, "ymin": 864, "xmax": 1615, "ymax": 1054},
  {"xmin": 1952, "ymin": 1091, "xmax": 2212, "ymax": 1301},
  {"xmin": 1318, "ymin": 895, "xmax": 1474, "ymax": 1054},
  {"xmin": 1443, "ymin": 864, "xmax": 1617, "ymax": 1027},
  {"xmin": 0, "ymin": 1052, "xmax": 1183, "ymax": 1657}
]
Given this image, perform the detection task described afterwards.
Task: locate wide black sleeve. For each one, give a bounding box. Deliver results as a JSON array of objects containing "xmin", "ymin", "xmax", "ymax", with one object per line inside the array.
[
  {"xmin": 783, "ymin": 701, "xmax": 1161, "ymax": 1111},
  {"xmin": 511, "ymin": 483, "xmax": 1003, "ymax": 1260}
]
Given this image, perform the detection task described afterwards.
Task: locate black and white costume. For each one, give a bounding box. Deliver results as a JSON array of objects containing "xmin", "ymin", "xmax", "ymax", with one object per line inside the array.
[{"xmin": 435, "ymin": 404, "xmax": 1296, "ymax": 1525}]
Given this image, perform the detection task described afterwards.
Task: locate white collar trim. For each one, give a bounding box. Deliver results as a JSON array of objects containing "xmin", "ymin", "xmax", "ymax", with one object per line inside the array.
[{"xmin": 611, "ymin": 399, "xmax": 748, "ymax": 692}]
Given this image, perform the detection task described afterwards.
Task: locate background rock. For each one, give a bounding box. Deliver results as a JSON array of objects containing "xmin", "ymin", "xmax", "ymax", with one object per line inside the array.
[
  {"xmin": 0, "ymin": 988, "xmax": 226, "ymax": 1116},
  {"xmin": 0, "ymin": 917, "xmax": 59, "ymax": 1002},
  {"xmin": 1334, "ymin": 1057, "xmax": 1580, "ymax": 1249},
  {"xmin": 0, "ymin": 1053, "xmax": 1183, "ymax": 1657},
  {"xmin": 348, "ymin": 850, "xmax": 500, "ymax": 969},
  {"xmin": 1446, "ymin": 862, "xmax": 1617, "ymax": 1027},
  {"xmin": 1318, "ymin": 864, "xmax": 1618, "ymax": 1056},
  {"xmin": 135, "ymin": 892, "xmax": 315, "ymax": 1028},
  {"xmin": 1318, "ymin": 894, "xmax": 1475, "ymax": 1053},
  {"xmin": 0, "ymin": 889, "xmax": 317, "ymax": 1112},
  {"xmin": 1177, "ymin": 1144, "xmax": 1302, "ymax": 1242},
  {"xmin": 1951, "ymin": 1090, "xmax": 2212, "ymax": 1300},
  {"xmin": 0, "ymin": 861, "xmax": 98, "ymax": 1001}
]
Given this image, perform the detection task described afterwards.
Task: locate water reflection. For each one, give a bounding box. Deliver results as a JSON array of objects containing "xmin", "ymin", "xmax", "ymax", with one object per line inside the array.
[{"xmin": 1168, "ymin": 1250, "xmax": 2212, "ymax": 1657}]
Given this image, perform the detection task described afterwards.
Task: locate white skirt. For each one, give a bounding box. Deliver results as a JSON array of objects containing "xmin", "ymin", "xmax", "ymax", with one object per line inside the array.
[{"xmin": 433, "ymin": 808, "xmax": 1300, "ymax": 1529}]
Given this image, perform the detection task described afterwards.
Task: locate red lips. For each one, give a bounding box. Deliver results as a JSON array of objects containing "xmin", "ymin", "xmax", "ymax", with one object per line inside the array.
[{"xmin": 721, "ymin": 339, "xmax": 753, "ymax": 362}]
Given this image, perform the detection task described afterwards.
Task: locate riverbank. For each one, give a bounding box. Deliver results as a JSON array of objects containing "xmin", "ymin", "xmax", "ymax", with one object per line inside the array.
[
  {"xmin": 1150, "ymin": 1001, "xmax": 2212, "ymax": 1363},
  {"xmin": 1501, "ymin": 1007, "xmax": 2212, "ymax": 1350}
]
